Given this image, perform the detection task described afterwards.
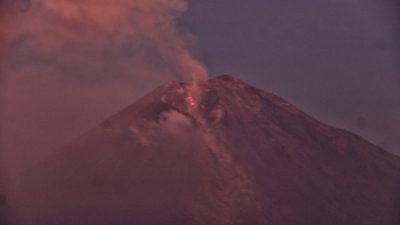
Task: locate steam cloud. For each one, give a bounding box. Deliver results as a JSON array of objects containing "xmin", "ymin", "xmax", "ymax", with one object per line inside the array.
[
  {"xmin": 1, "ymin": 0, "xmax": 208, "ymax": 176},
  {"xmin": 3, "ymin": 0, "xmax": 208, "ymax": 81}
]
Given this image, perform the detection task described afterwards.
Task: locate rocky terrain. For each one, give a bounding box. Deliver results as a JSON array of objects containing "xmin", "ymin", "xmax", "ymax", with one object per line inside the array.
[{"xmin": 7, "ymin": 75, "xmax": 400, "ymax": 225}]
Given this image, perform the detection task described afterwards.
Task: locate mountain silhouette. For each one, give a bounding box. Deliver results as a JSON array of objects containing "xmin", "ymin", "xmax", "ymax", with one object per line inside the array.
[{"xmin": 8, "ymin": 75, "xmax": 400, "ymax": 225}]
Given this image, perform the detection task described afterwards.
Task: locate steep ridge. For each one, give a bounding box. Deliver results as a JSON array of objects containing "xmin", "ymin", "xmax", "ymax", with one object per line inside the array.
[{"xmin": 7, "ymin": 75, "xmax": 400, "ymax": 225}]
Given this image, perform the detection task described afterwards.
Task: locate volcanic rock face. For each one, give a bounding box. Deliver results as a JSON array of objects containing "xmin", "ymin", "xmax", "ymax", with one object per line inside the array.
[{"xmin": 8, "ymin": 75, "xmax": 400, "ymax": 225}]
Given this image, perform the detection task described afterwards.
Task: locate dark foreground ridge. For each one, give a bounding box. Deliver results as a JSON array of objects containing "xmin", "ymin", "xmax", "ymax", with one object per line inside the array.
[{"xmin": 7, "ymin": 75, "xmax": 400, "ymax": 225}]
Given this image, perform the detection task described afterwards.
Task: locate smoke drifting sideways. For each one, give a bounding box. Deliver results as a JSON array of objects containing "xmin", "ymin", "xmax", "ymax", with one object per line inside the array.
[
  {"xmin": 3, "ymin": 0, "xmax": 208, "ymax": 80},
  {"xmin": 1, "ymin": 0, "xmax": 208, "ymax": 177}
]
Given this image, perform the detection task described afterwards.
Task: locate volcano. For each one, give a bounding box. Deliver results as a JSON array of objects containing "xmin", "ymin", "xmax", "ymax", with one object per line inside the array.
[{"xmin": 8, "ymin": 75, "xmax": 400, "ymax": 225}]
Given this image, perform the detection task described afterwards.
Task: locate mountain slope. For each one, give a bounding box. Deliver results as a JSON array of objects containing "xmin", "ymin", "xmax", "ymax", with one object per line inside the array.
[{"xmin": 8, "ymin": 75, "xmax": 400, "ymax": 225}]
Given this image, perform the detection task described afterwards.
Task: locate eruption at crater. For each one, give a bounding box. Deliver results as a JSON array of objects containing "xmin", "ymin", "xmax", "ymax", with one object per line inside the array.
[{"xmin": 1, "ymin": 0, "xmax": 209, "ymax": 181}]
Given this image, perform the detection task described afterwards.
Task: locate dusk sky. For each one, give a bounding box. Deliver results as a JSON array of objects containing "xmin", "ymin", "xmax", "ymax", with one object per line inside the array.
[
  {"xmin": 183, "ymin": 0, "xmax": 400, "ymax": 153},
  {"xmin": 1, "ymin": 0, "xmax": 399, "ymax": 176}
]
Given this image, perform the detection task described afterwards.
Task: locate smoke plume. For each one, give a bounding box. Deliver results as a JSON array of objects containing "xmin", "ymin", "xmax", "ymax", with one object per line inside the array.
[
  {"xmin": 1, "ymin": 0, "xmax": 208, "ymax": 176},
  {"xmin": 3, "ymin": 0, "xmax": 208, "ymax": 81}
]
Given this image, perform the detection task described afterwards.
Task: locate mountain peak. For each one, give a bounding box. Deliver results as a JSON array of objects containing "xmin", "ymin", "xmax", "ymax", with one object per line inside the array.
[
  {"xmin": 211, "ymin": 74, "xmax": 244, "ymax": 83},
  {"xmin": 10, "ymin": 74, "xmax": 400, "ymax": 225},
  {"xmin": 102, "ymin": 75, "xmax": 326, "ymax": 138}
]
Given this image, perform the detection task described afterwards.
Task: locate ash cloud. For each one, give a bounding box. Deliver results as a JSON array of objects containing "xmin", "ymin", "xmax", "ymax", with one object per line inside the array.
[
  {"xmin": 3, "ymin": 0, "xmax": 207, "ymax": 80},
  {"xmin": 129, "ymin": 110, "xmax": 192, "ymax": 147},
  {"xmin": 1, "ymin": 0, "xmax": 208, "ymax": 176}
]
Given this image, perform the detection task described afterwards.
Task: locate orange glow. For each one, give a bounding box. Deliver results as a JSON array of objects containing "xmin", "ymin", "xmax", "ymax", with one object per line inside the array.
[{"xmin": 186, "ymin": 94, "xmax": 197, "ymax": 108}]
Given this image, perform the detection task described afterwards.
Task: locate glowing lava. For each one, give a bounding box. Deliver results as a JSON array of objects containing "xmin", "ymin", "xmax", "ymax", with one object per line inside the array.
[{"xmin": 186, "ymin": 93, "xmax": 197, "ymax": 108}]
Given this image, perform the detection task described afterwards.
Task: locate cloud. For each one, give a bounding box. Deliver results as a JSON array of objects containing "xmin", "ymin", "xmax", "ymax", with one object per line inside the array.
[
  {"xmin": 159, "ymin": 110, "xmax": 192, "ymax": 134},
  {"xmin": 3, "ymin": 0, "xmax": 207, "ymax": 81},
  {"xmin": 129, "ymin": 110, "xmax": 192, "ymax": 147}
]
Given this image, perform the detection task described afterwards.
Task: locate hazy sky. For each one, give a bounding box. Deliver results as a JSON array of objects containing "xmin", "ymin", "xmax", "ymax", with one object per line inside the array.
[
  {"xmin": 1, "ymin": 0, "xmax": 400, "ymax": 176},
  {"xmin": 183, "ymin": 0, "xmax": 400, "ymax": 153}
]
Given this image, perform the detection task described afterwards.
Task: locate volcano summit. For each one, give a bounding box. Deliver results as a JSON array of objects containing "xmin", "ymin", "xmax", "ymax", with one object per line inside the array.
[{"xmin": 8, "ymin": 75, "xmax": 400, "ymax": 225}]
